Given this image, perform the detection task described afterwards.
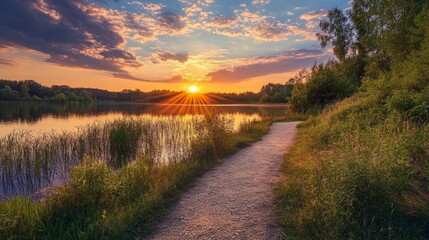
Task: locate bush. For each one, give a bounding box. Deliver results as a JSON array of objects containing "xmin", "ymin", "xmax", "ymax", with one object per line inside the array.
[
  {"xmin": 193, "ymin": 113, "xmax": 236, "ymax": 161},
  {"xmin": 276, "ymin": 3, "xmax": 429, "ymax": 239},
  {"xmin": 290, "ymin": 63, "xmax": 357, "ymax": 113},
  {"xmin": 67, "ymin": 158, "xmax": 117, "ymax": 208},
  {"xmin": 276, "ymin": 98, "xmax": 429, "ymax": 239},
  {"xmin": 0, "ymin": 113, "xmax": 279, "ymax": 239}
]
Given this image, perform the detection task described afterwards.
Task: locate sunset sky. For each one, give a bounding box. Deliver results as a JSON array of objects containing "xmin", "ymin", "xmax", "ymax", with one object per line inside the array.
[{"xmin": 0, "ymin": 0, "xmax": 350, "ymax": 93}]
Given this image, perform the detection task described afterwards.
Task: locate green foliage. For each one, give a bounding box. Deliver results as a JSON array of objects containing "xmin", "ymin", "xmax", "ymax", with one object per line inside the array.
[
  {"xmin": 319, "ymin": 0, "xmax": 426, "ymax": 78},
  {"xmin": 193, "ymin": 113, "xmax": 236, "ymax": 161},
  {"xmin": 0, "ymin": 85, "xmax": 19, "ymax": 100},
  {"xmin": 276, "ymin": 98, "xmax": 429, "ymax": 239},
  {"xmin": 289, "ymin": 1, "xmax": 429, "ymax": 115},
  {"xmin": 0, "ymin": 79, "xmax": 262, "ymax": 103},
  {"xmin": 0, "ymin": 113, "xmax": 288, "ymax": 239},
  {"xmin": 78, "ymin": 90, "xmax": 93, "ymax": 102},
  {"xmin": 276, "ymin": 2, "xmax": 429, "ymax": 239},
  {"xmin": 318, "ymin": 8, "xmax": 354, "ymax": 62},
  {"xmin": 358, "ymin": 5, "xmax": 429, "ymax": 123},
  {"xmin": 65, "ymin": 92, "xmax": 79, "ymax": 101},
  {"xmin": 109, "ymin": 120, "xmax": 143, "ymax": 168},
  {"xmin": 290, "ymin": 63, "xmax": 357, "ymax": 113},
  {"xmin": 52, "ymin": 93, "xmax": 67, "ymax": 103},
  {"xmin": 0, "ymin": 80, "xmax": 96, "ymax": 102},
  {"xmin": 0, "ymin": 198, "xmax": 43, "ymax": 239},
  {"xmin": 19, "ymin": 84, "xmax": 30, "ymax": 98},
  {"xmin": 258, "ymin": 83, "xmax": 293, "ymax": 103}
]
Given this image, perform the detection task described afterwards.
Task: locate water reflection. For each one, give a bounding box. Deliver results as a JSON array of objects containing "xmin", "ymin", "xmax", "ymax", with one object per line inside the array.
[
  {"xmin": 0, "ymin": 102, "xmax": 289, "ymax": 137},
  {"xmin": 0, "ymin": 101, "xmax": 96, "ymax": 122},
  {"xmin": 0, "ymin": 101, "xmax": 288, "ymax": 121},
  {"xmin": 0, "ymin": 101, "xmax": 289, "ymax": 198}
]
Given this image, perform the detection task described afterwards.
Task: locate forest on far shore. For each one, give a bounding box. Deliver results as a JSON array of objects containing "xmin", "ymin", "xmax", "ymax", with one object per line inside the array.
[{"xmin": 0, "ymin": 79, "xmax": 293, "ymax": 104}]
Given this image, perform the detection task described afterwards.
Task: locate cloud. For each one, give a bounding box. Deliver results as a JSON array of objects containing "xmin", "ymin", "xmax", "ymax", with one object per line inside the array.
[
  {"xmin": 206, "ymin": 6, "xmax": 296, "ymax": 42},
  {"xmin": 299, "ymin": 9, "xmax": 328, "ymax": 33},
  {"xmin": 300, "ymin": 9, "xmax": 327, "ymax": 20},
  {"xmin": 143, "ymin": 3, "xmax": 164, "ymax": 12},
  {"xmin": 113, "ymin": 73, "xmax": 144, "ymax": 81},
  {"xmin": 0, "ymin": 0, "xmax": 141, "ymax": 76},
  {"xmin": 206, "ymin": 49, "xmax": 327, "ymax": 82},
  {"xmin": 123, "ymin": 14, "xmax": 154, "ymax": 39},
  {"xmin": 113, "ymin": 73, "xmax": 184, "ymax": 83},
  {"xmin": 174, "ymin": 1, "xmax": 300, "ymax": 42},
  {"xmin": 208, "ymin": 17, "xmax": 237, "ymax": 27},
  {"xmin": 0, "ymin": 58, "xmax": 17, "ymax": 66},
  {"xmin": 179, "ymin": 0, "xmax": 214, "ymax": 7},
  {"xmin": 248, "ymin": 22, "xmax": 286, "ymax": 40},
  {"xmin": 159, "ymin": 12, "xmax": 185, "ymax": 33},
  {"xmin": 252, "ymin": 0, "xmax": 270, "ymax": 5},
  {"xmin": 100, "ymin": 49, "xmax": 142, "ymax": 68},
  {"xmin": 152, "ymin": 51, "xmax": 189, "ymax": 64},
  {"xmin": 294, "ymin": 6, "xmax": 307, "ymax": 10},
  {"xmin": 237, "ymin": 8, "xmax": 290, "ymax": 41},
  {"xmin": 129, "ymin": 2, "xmax": 165, "ymax": 14}
]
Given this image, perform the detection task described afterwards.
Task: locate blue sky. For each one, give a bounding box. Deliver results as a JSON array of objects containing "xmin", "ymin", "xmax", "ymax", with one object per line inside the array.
[{"xmin": 0, "ymin": 0, "xmax": 350, "ymax": 92}]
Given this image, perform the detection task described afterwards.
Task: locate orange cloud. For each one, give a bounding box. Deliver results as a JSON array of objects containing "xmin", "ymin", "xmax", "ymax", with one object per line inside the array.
[
  {"xmin": 206, "ymin": 49, "xmax": 328, "ymax": 83},
  {"xmin": 300, "ymin": 9, "xmax": 327, "ymax": 20}
]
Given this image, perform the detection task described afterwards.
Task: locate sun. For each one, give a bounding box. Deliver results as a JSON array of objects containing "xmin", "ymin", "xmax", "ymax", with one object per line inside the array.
[{"xmin": 188, "ymin": 85, "xmax": 199, "ymax": 93}]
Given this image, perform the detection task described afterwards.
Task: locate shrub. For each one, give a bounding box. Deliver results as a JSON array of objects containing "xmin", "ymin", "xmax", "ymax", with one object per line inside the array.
[
  {"xmin": 290, "ymin": 63, "xmax": 357, "ymax": 113},
  {"xmin": 0, "ymin": 114, "xmax": 278, "ymax": 239},
  {"xmin": 193, "ymin": 113, "xmax": 235, "ymax": 161},
  {"xmin": 276, "ymin": 98, "xmax": 429, "ymax": 239}
]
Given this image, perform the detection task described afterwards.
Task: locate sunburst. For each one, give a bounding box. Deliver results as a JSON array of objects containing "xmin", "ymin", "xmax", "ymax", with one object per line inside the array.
[{"xmin": 188, "ymin": 85, "xmax": 199, "ymax": 93}]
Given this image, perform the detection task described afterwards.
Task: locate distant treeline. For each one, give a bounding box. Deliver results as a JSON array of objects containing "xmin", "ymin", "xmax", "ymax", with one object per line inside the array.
[
  {"xmin": 0, "ymin": 80, "xmax": 94, "ymax": 102},
  {"xmin": 0, "ymin": 79, "xmax": 295, "ymax": 104}
]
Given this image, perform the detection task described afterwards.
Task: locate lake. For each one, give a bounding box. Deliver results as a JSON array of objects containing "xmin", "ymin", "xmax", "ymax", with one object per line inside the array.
[
  {"xmin": 0, "ymin": 101, "xmax": 290, "ymax": 199},
  {"xmin": 0, "ymin": 102, "xmax": 289, "ymax": 137}
]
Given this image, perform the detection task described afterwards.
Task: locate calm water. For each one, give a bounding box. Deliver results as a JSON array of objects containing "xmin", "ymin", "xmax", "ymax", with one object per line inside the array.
[
  {"xmin": 0, "ymin": 102, "xmax": 289, "ymax": 199},
  {"xmin": 0, "ymin": 102, "xmax": 288, "ymax": 137}
]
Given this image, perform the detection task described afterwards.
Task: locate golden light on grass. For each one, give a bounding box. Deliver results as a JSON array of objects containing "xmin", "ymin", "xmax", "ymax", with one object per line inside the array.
[{"xmin": 188, "ymin": 85, "xmax": 199, "ymax": 93}]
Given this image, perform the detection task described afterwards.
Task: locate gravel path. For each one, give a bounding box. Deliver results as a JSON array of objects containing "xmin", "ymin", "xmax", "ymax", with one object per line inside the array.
[{"xmin": 149, "ymin": 122, "xmax": 300, "ymax": 240}]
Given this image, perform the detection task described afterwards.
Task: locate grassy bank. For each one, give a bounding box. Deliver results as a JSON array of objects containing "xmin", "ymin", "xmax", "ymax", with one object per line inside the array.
[
  {"xmin": 0, "ymin": 111, "xmax": 304, "ymax": 239},
  {"xmin": 275, "ymin": 95, "xmax": 429, "ymax": 239},
  {"xmin": 275, "ymin": 2, "xmax": 429, "ymax": 239}
]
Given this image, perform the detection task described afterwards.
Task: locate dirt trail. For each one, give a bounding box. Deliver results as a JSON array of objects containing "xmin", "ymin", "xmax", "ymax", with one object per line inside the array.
[{"xmin": 149, "ymin": 122, "xmax": 300, "ymax": 240}]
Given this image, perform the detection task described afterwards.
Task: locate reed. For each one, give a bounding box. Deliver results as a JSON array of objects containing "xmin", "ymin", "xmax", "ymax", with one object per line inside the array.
[
  {"xmin": 0, "ymin": 112, "xmax": 292, "ymax": 239},
  {"xmin": 0, "ymin": 116, "xmax": 204, "ymax": 197}
]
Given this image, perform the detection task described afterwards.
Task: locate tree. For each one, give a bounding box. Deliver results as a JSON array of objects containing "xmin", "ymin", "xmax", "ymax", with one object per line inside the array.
[
  {"xmin": 0, "ymin": 85, "xmax": 19, "ymax": 100},
  {"xmin": 318, "ymin": 1, "xmax": 426, "ymax": 79},
  {"xmin": 20, "ymin": 83, "xmax": 30, "ymax": 98},
  {"xmin": 258, "ymin": 83, "xmax": 293, "ymax": 103},
  {"xmin": 52, "ymin": 93, "xmax": 67, "ymax": 102},
  {"xmin": 66, "ymin": 92, "xmax": 79, "ymax": 101},
  {"xmin": 317, "ymin": 8, "xmax": 354, "ymax": 62},
  {"xmin": 78, "ymin": 90, "xmax": 93, "ymax": 102},
  {"xmin": 289, "ymin": 63, "xmax": 356, "ymax": 112}
]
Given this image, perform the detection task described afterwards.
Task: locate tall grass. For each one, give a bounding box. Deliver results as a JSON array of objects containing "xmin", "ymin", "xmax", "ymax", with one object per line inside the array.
[
  {"xmin": 0, "ymin": 116, "xmax": 208, "ymax": 197},
  {"xmin": 0, "ymin": 112, "xmax": 300, "ymax": 239},
  {"xmin": 275, "ymin": 96, "xmax": 429, "ymax": 239}
]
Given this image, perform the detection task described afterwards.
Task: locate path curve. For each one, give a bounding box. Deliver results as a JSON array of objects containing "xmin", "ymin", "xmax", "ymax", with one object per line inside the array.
[{"xmin": 149, "ymin": 122, "xmax": 300, "ymax": 240}]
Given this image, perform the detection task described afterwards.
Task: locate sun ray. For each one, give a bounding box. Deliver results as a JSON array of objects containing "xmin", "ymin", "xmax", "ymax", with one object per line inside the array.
[
  {"xmin": 147, "ymin": 86, "xmax": 224, "ymax": 115},
  {"xmin": 188, "ymin": 85, "xmax": 199, "ymax": 94}
]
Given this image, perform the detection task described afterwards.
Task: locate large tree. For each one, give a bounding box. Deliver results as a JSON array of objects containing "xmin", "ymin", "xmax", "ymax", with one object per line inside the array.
[
  {"xmin": 318, "ymin": 0, "xmax": 426, "ymax": 78},
  {"xmin": 317, "ymin": 8, "xmax": 354, "ymax": 62}
]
